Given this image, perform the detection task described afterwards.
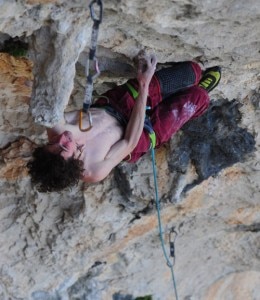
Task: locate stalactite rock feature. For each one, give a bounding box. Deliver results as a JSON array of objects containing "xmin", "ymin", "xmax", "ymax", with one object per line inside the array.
[{"xmin": 28, "ymin": 15, "xmax": 90, "ymax": 126}]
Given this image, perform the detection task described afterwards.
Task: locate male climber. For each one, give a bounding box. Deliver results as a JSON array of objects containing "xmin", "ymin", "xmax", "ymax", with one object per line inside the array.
[{"xmin": 28, "ymin": 51, "xmax": 221, "ymax": 192}]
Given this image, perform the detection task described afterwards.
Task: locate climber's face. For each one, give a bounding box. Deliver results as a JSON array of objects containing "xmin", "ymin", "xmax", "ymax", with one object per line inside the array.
[{"xmin": 46, "ymin": 131, "xmax": 77, "ymax": 160}]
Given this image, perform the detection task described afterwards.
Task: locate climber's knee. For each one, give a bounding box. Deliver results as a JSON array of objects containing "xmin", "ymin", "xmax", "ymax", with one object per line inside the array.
[{"xmin": 155, "ymin": 61, "xmax": 199, "ymax": 100}]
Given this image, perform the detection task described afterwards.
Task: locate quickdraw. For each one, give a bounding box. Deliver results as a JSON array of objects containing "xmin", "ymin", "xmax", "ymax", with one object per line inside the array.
[
  {"xmin": 169, "ymin": 227, "xmax": 178, "ymax": 265},
  {"xmin": 79, "ymin": 0, "xmax": 103, "ymax": 132}
]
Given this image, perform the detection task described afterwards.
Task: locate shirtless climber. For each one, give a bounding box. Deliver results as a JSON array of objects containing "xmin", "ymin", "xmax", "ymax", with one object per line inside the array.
[{"xmin": 27, "ymin": 51, "xmax": 221, "ymax": 192}]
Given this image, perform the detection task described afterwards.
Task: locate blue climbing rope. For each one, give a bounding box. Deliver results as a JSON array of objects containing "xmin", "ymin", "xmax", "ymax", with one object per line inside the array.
[{"xmin": 150, "ymin": 147, "xmax": 179, "ymax": 300}]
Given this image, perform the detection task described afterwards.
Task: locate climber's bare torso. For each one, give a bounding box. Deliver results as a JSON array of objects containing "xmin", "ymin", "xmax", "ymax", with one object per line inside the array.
[{"xmin": 46, "ymin": 108, "xmax": 124, "ymax": 182}]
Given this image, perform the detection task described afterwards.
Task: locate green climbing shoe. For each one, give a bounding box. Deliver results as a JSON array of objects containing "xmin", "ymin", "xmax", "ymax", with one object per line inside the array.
[{"xmin": 199, "ymin": 66, "xmax": 221, "ymax": 92}]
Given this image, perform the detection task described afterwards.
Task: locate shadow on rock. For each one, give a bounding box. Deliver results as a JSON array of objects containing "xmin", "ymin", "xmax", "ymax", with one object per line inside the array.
[{"xmin": 171, "ymin": 98, "xmax": 256, "ymax": 194}]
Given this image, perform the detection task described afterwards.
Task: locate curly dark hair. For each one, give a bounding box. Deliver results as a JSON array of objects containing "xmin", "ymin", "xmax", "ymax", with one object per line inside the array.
[{"xmin": 27, "ymin": 147, "xmax": 84, "ymax": 192}]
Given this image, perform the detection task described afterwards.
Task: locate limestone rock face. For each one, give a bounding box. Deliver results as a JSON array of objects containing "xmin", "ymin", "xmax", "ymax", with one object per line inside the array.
[
  {"xmin": 0, "ymin": 52, "xmax": 45, "ymax": 148},
  {"xmin": 0, "ymin": 1, "xmax": 259, "ymax": 299}
]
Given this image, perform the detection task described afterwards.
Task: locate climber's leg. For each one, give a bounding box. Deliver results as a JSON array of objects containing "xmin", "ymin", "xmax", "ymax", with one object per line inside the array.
[
  {"xmin": 151, "ymin": 85, "xmax": 209, "ymax": 146},
  {"xmin": 123, "ymin": 62, "xmax": 202, "ymax": 110},
  {"xmin": 154, "ymin": 62, "xmax": 202, "ymax": 100}
]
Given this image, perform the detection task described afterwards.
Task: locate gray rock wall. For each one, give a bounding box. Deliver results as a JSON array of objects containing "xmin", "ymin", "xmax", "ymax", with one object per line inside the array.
[{"xmin": 0, "ymin": 0, "xmax": 259, "ymax": 299}]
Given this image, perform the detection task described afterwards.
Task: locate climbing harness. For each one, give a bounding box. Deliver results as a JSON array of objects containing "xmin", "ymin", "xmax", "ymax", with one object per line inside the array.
[
  {"xmin": 79, "ymin": 0, "xmax": 103, "ymax": 132},
  {"xmin": 126, "ymin": 81, "xmax": 179, "ymax": 299}
]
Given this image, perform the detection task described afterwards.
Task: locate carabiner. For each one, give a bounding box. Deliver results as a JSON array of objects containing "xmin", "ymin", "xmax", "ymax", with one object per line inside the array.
[
  {"xmin": 85, "ymin": 57, "xmax": 100, "ymax": 79},
  {"xmin": 169, "ymin": 227, "xmax": 178, "ymax": 259},
  {"xmin": 79, "ymin": 110, "xmax": 93, "ymax": 132},
  {"xmin": 89, "ymin": 0, "xmax": 103, "ymax": 24}
]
